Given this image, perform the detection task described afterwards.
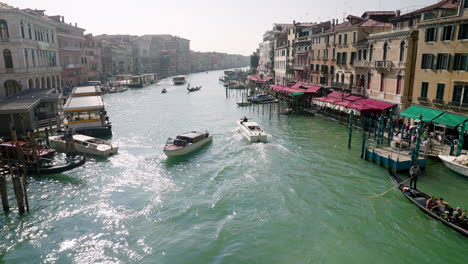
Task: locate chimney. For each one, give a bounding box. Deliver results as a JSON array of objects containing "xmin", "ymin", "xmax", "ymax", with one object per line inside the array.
[{"xmin": 396, "ymin": 10, "xmax": 401, "ymax": 16}]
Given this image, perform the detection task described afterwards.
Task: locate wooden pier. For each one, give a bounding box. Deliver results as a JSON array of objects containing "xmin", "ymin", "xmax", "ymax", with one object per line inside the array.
[{"xmin": 364, "ymin": 146, "xmax": 426, "ymax": 172}]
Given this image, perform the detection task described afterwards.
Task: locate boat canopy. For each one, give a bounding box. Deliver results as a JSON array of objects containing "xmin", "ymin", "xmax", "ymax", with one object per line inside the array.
[
  {"xmin": 400, "ymin": 105, "xmax": 445, "ymax": 122},
  {"xmin": 176, "ymin": 132, "xmax": 205, "ymax": 143},
  {"xmin": 64, "ymin": 96, "xmax": 104, "ymax": 111},
  {"xmin": 72, "ymin": 86, "xmax": 101, "ymax": 96}
]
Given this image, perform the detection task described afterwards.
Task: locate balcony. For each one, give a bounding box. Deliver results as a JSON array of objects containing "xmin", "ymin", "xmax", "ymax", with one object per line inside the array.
[
  {"xmin": 293, "ymin": 65, "xmax": 306, "ymax": 71},
  {"xmin": 417, "ymin": 97, "xmax": 429, "ymax": 104},
  {"xmin": 396, "ymin": 61, "xmax": 406, "ymax": 69},
  {"xmin": 353, "ymin": 60, "xmax": 370, "ymax": 68},
  {"xmin": 331, "ymin": 82, "xmax": 351, "ymax": 90},
  {"xmin": 448, "ymin": 101, "xmax": 468, "ymax": 109},
  {"xmin": 372, "ymin": 60, "xmax": 394, "ymax": 71},
  {"xmin": 433, "ymin": 98, "xmax": 444, "ymax": 105}
]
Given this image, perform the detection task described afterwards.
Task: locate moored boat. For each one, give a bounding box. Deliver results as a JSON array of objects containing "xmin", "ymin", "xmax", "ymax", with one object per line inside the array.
[
  {"xmin": 388, "ymin": 170, "xmax": 468, "ymax": 237},
  {"xmin": 164, "ymin": 131, "xmax": 212, "ymax": 157},
  {"xmin": 162, "ymin": 88, "xmax": 167, "ymax": 93},
  {"xmin": 236, "ymin": 117, "xmax": 267, "ymax": 143},
  {"xmin": 187, "ymin": 84, "xmax": 202, "ymax": 92},
  {"xmin": 237, "ymin": 102, "xmax": 252, "ymax": 106},
  {"xmin": 438, "ymin": 155, "xmax": 468, "ymax": 178},
  {"xmin": 49, "ymin": 134, "xmax": 118, "ymax": 156},
  {"xmin": 248, "ymin": 93, "xmax": 278, "ymax": 104}
]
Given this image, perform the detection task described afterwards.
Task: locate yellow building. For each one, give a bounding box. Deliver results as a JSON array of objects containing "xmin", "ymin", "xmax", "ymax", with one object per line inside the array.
[
  {"xmin": 412, "ymin": 0, "xmax": 468, "ymax": 114},
  {"xmin": 333, "ymin": 12, "xmax": 394, "ymax": 96}
]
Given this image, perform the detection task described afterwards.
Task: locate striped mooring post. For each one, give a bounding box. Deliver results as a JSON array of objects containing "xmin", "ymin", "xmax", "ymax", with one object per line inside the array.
[
  {"xmin": 387, "ymin": 108, "xmax": 394, "ymax": 145},
  {"xmin": 456, "ymin": 121, "xmax": 466, "ymax": 156}
]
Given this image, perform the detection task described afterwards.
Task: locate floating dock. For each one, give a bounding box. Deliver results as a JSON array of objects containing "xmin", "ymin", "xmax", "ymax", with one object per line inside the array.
[{"xmin": 364, "ymin": 146, "xmax": 426, "ymax": 172}]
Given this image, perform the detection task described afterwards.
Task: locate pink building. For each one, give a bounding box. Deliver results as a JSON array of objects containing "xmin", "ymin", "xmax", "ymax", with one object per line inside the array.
[
  {"xmin": 48, "ymin": 16, "xmax": 88, "ymax": 87},
  {"xmin": 84, "ymin": 34, "xmax": 102, "ymax": 80}
]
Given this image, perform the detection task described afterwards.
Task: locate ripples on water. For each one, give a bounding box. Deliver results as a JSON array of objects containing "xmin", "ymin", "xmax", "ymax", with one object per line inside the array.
[{"xmin": 1, "ymin": 70, "xmax": 468, "ymax": 263}]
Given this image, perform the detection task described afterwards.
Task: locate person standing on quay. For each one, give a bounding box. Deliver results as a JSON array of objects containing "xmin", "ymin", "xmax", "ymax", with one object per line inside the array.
[{"xmin": 409, "ymin": 162, "xmax": 421, "ymax": 189}]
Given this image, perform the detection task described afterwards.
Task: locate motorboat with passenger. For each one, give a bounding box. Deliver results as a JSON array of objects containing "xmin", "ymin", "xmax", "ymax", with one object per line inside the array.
[
  {"xmin": 49, "ymin": 134, "xmax": 118, "ymax": 156},
  {"xmin": 438, "ymin": 155, "xmax": 468, "ymax": 178},
  {"xmin": 236, "ymin": 117, "xmax": 267, "ymax": 143}
]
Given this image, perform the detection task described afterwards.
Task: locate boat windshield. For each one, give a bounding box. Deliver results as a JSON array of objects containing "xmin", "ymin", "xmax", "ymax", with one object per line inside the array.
[
  {"xmin": 173, "ymin": 139, "xmax": 187, "ymax": 147},
  {"xmin": 248, "ymin": 126, "xmax": 262, "ymax": 131}
]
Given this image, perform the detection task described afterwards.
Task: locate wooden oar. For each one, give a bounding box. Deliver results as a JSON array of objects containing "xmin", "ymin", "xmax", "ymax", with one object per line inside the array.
[{"xmin": 367, "ymin": 175, "xmax": 415, "ymax": 199}]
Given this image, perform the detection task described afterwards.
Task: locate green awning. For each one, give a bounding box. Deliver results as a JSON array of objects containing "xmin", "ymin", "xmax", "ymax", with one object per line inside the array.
[
  {"xmin": 432, "ymin": 112, "xmax": 468, "ymax": 129},
  {"xmin": 400, "ymin": 105, "xmax": 444, "ymax": 122},
  {"xmin": 289, "ymin": 92, "xmax": 304, "ymax": 97}
]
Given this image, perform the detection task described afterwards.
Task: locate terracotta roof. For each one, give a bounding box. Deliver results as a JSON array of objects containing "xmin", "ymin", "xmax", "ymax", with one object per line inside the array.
[
  {"xmin": 359, "ymin": 19, "xmax": 392, "ymax": 27},
  {"xmin": 362, "ymin": 11, "xmax": 396, "ymax": 17},
  {"xmin": 396, "ymin": 0, "xmax": 460, "ymax": 18}
]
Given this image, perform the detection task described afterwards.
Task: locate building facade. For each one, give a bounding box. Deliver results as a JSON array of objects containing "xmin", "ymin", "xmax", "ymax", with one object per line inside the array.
[
  {"xmin": 274, "ymin": 31, "xmax": 288, "ymax": 85},
  {"xmin": 84, "ymin": 34, "xmax": 103, "ymax": 80},
  {"xmin": 0, "ymin": 4, "xmax": 61, "ymax": 99},
  {"xmin": 412, "ymin": 0, "xmax": 468, "ymax": 114}
]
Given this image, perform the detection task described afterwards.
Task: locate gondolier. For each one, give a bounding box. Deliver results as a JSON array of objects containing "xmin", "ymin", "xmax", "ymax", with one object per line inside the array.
[{"xmin": 409, "ymin": 162, "xmax": 421, "ymax": 189}]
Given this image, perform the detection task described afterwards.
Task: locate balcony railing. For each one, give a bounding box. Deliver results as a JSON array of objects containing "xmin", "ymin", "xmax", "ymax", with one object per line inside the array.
[
  {"xmin": 433, "ymin": 98, "xmax": 444, "ymax": 105},
  {"xmin": 353, "ymin": 60, "xmax": 370, "ymax": 68},
  {"xmin": 417, "ymin": 97, "xmax": 429, "ymax": 103},
  {"xmin": 372, "ymin": 60, "xmax": 394, "ymax": 69},
  {"xmin": 397, "ymin": 61, "xmax": 406, "ymax": 69},
  {"xmin": 293, "ymin": 65, "xmax": 306, "ymax": 71}
]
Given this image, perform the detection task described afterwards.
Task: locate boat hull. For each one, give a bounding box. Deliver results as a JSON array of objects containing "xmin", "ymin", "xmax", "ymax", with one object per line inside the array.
[
  {"xmin": 50, "ymin": 137, "xmax": 118, "ymax": 157},
  {"xmin": 236, "ymin": 121, "xmax": 267, "ymax": 143},
  {"xmin": 164, "ymin": 136, "xmax": 213, "ymax": 157},
  {"xmin": 438, "ymin": 155, "xmax": 468, "ymax": 178}
]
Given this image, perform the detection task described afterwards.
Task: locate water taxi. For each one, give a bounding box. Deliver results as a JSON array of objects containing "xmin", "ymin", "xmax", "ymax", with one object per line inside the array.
[
  {"xmin": 236, "ymin": 117, "xmax": 267, "ymax": 143},
  {"xmin": 173, "ymin": 75, "xmax": 187, "ymax": 85},
  {"xmin": 128, "ymin": 74, "xmax": 156, "ymax": 88},
  {"xmin": 50, "ymin": 134, "xmax": 118, "ymax": 156},
  {"xmin": 164, "ymin": 131, "xmax": 212, "ymax": 157},
  {"xmin": 438, "ymin": 155, "xmax": 468, "ymax": 178}
]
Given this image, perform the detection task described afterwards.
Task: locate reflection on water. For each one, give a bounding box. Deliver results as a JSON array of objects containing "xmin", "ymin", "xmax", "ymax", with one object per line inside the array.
[{"xmin": 1, "ymin": 70, "xmax": 468, "ymax": 263}]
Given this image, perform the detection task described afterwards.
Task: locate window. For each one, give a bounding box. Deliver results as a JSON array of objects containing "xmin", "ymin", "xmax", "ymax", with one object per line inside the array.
[
  {"xmin": 409, "ymin": 19, "xmax": 414, "ymax": 28},
  {"xmin": 425, "ymin": 27, "xmax": 437, "ymax": 42},
  {"xmin": 316, "ymin": 65, "xmax": 319, "ymax": 72},
  {"xmin": 436, "ymin": 83, "xmax": 445, "ymax": 100},
  {"xmin": 317, "ymin": 50, "xmax": 320, "ymax": 59},
  {"xmin": 332, "ymin": 48, "xmax": 336, "ymax": 59},
  {"xmin": 383, "ymin": 43, "xmax": 388, "ymax": 60},
  {"xmin": 337, "ymin": 53, "xmax": 342, "ymax": 64},
  {"xmin": 353, "ymin": 32, "xmax": 356, "ymax": 43},
  {"xmin": 369, "ymin": 45, "xmax": 373, "ymax": 61},
  {"xmin": 358, "ymin": 50, "xmax": 362, "ymax": 60},
  {"xmin": 367, "ymin": 73, "xmax": 371, "ymax": 90},
  {"xmin": 338, "ymin": 35, "xmax": 342, "ymax": 45},
  {"xmin": 421, "ymin": 54, "xmax": 434, "ymax": 69},
  {"xmin": 350, "ymin": 52, "xmax": 356, "ymax": 64},
  {"xmin": 3, "ymin": 49, "xmax": 13, "ymax": 68},
  {"xmin": 436, "ymin": 53, "xmax": 450, "ymax": 70},
  {"xmin": 380, "ymin": 74, "xmax": 385, "ymax": 92},
  {"xmin": 421, "ymin": 82, "xmax": 429, "ymax": 98},
  {"xmin": 459, "ymin": 24, "xmax": 468, "ymax": 40},
  {"xmin": 0, "ymin": 20, "xmax": 8, "ymax": 39},
  {"xmin": 464, "ymin": 0, "xmax": 468, "ymax": 8},
  {"xmin": 28, "ymin": 24, "xmax": 32, "ymax": 39},
  {"xmin": 324, "ymin": 49, "xmax": 328, "ymax": 59},
  {"xmin": 363, "ymin": 49, "xmax": 367, "ymax": 60},
  {"xmin": 32, "ymin": 49, "xmax": 35, "ymax": 67},
  {"xmin": 399, "ymin": 41, "xmax": 405, "ymax": 62},
  {"xmin": 453, "ymin": 53, "xmax": 468, "ymax": 71},
  {"xmin": 20, "ymin": 21, "xmax": 25, "ymax": 38},
  {"xmin": 396, "ymin": 75, "xmax": 402, "ymax": 95},
  {"xmin": 451, "ymin": 84, "xmax": 466, "ymax": 106},
  {"xmin": 330, "ymin": 66, "xmax": 334, "ymax": 74},
  {"xmin": 441, "ymin": 25, "xmax": 454, "ymax": 41},
  {"xmin": 24, "ymin": 48, "xmax": 28, "ymax": 68},
  {"xmin": 342, "ymin": 52, "xmax": 347, "ymax": 64}
]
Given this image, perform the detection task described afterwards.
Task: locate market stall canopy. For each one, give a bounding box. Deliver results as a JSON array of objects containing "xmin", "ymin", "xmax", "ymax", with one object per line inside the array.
[
  {"xmin": 327, "ymin": 91, "xmax": 350, "ymax": 99},
  {"xmin": 400, "ymin": 105, "xmax": 444, "ymax": 122},
  {"xmin": 355, "ymin": 98, "xmax": 395, "ymax": 110},
  {"xmin": 270, "ymin": 84, "xmax": 321, "ymax": 95},
  {"xmin": 432, "ymin": 112, "xmax": 468, "ymax": 129},
  {"xmin": 247, "ymin": 75, "xmax": 272, "ymax": 83}
]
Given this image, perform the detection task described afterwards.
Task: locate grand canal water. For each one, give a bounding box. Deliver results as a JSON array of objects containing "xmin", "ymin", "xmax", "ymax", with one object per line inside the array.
[{"xmin": 1, "ymin": 70, "xmax": 468, "ymax": 263}]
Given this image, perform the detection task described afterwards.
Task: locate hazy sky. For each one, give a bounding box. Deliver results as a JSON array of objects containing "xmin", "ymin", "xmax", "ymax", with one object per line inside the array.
[{"xmin": 9, "ymin": 0, "xmax": 437, "ymax": 55}]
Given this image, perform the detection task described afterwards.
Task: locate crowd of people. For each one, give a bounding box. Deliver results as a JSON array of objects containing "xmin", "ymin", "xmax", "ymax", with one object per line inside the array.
[{"xmin": 425, "ymin": 197, "xmax": 468, "ymax": 228}]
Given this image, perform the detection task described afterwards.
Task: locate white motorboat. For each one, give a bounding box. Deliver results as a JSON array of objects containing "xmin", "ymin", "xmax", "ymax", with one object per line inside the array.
[
  {"xmin": 236, "ymin": 117, "xmax": 267, "ymax": 143},
  {"xmin": 438, "ymin": 155, "xmax": 468, "ymax": 178},
  {"xmin": 49, "ymin": 134, "xmax": 118, "ymax": 156},
  {"xmin": 164, "ymin": 131, "xmax": 212, "ymax": 157}
]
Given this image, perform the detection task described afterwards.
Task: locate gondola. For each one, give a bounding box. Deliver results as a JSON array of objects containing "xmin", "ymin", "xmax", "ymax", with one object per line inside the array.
[
  {"xmin": 26, "ymin": 156, "xmax": 86, "ymax": 175},
  {"xmin": 388, "ymin": 170, "xmax": 468, "ymax": 237},
  {"xmin": 187, "ymin": 85, "xmax": 202, "ymax": 92}
]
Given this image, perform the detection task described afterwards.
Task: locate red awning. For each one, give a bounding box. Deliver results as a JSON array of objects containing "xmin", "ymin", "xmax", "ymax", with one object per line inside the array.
[
  {"xmin": 344, "ymin": 95, "xmax": 363, "ymax": 102},
  {"xmin": 327, "ymin": 91, "xmax": 350, "ymax": 99},
  {"xmin": 355, "ymin": 98, "xmax": 396, "ymax": 110},
  {"xmin": 270, "ymin": 84, "xmax": 321, "ymax": 95},
  {"xmin": 247, "ymin": 75, "xmax": 272, "ymax": 83}
]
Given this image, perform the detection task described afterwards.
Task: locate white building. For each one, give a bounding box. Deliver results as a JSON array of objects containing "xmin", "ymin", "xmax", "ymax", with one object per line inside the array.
[
  {"xmin": 0, "ymin": 3, "xmax": 61, "ymax": 99},
  {"xmin": 274, "ymin": 31, "xmax": 288, "ymax": 85}
]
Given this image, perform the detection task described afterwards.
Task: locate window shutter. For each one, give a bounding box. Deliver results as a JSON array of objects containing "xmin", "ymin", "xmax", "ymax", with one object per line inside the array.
[
  {"xmin": 445, "ymin": 54, "xmax": 451, "ymax": 70},
  {"xmin": 431, "ymin": 54, "xmax": 436, "ymax": 70},
  {"xmin": 434, "ymin": 27, "xmax": 438, "ymax": 41}
]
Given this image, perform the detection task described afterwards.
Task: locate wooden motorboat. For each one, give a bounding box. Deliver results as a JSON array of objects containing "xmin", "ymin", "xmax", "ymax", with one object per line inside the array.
[
  {"xmin": 27, "ymin": 155, "xmax": 86, "ymax": 175},
  {"xmin": 438, "ymin": 155, "xmax": 468, "ymax": 178},
  {"xmin": 0, "ymin": 141, "xmax": 55, "ymax": 161},
  {"xmin": 49, "ymin": 134, "xmax": 118, "ymax": 156},
  {"xmin": 388, "ymin": 170, "xmax": 468, "ymax": 237},
  {"xmin": 236, "ymin": 117, "xmax": 267, "ymax": 143},
  {"xmin": 164, "ymin": 131, "xmax": 212, "ymax": 157}
]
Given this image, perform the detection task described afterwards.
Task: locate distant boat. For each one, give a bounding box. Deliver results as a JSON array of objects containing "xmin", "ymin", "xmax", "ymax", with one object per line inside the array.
[
  {"xmin": 187, "ymin": 84, "xmax": 202, "ymax": 92},
  {"xmin": 237, "ymin": 102, "xmax": 252, "ymax": 106},
  {"xmin": 438, "ymin": 155, "xmax": 468, "ymax": 178},
  {"xmin": 173, "ymin": 75, "xmax": 187, "ymax": 85},
  {"xmin": 161, "ymin": 88, "xmax": 167, "ymax": 93},
  {"xmin": 248, "ymin": 93, "xmax": 278, "ymax": 104},
  {"xmin": 164, "ymin": 131, "xmax": 213, "ymax": 157},
  {"xmin": 236, "ymin": 117, "xmax": 267, "ymax": 143}
]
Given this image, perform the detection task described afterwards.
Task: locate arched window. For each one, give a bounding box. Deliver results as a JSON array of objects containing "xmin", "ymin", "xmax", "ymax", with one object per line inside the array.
[
  {"xmin": 41, "ymin": 77, "xmax": 45, "ymax": 88},
  {"xmin": 4, "ymin": 80, "xmax": 20, "ymax": 97},
  {"xmin": 20, "ymin": 21, "xmax": 25, "ymax": 38},
  {"xmin": 369, "ymin": 45, "xmax": 373, "ymax": 61},
  {"xmin": 24, "ymin": 48, "xmax": 28, "ymax": 68},
  {"xmin": 32, "ymin": 49, "xmax": 35, "ymax": 67},
  {"xmin": 340, "ymin": 73, "xmax": 345, "ymax": 83},
  {"xmin": 3, "ymin": 49, "xmax": 13, "ymax": 68},
  {"xmin": 383, "ymin": 42, "xmax": 388, "ymax": 61},
  {"xmin": 0, "ymin": 20, "xmax": 9, "ymax": 39},
  {"xmin": 35, "ymin": 78, "xmax": 40, "ymax": 88},
  {"xmin": 350, "ymin": 74, "xmax": 354, "ymax": 86},
  {"xmin": 317, "ymin": 50, "xmax": 320, "ymax": 59},
  {"xmin": 363, "ymin": 49, "xmax": 367, "ymax": 60},
  {"xmin": 28, "ymin": 78, "xmax": 34, "ymax": 89},
  {"xmin": 336, "ymin": 73, "xmax": 339, "ymax": 82},
  {"xmin": 28, "ymin": 23, "xmax": 32, "ymax": 39},
  {"xmin": 332, "ymin": 48, "xmax": 336, "ymax": 59},
  {"xmin": 358, "ymin": 50, "xmax": 362, "ymax": 60},
  {"xmin": 360, "ymin": 75, "xmax": 365, "ymax": 88},
  {"xmin": 399, "ymin": 41, "xmax": 405, "ymax": 62},
  {"xmin": 47, "ymin": 76, "xmax": 51, "ymax": 88},
  {"xmin": 52, "ymin": 76, "xmax": 56, "ymax": 88}
]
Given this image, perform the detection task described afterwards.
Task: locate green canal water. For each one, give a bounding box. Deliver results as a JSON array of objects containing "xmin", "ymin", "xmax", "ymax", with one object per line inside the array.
[{"xmin": 1, "ymin": 70, "xmax": 468, "ymax": 263}]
